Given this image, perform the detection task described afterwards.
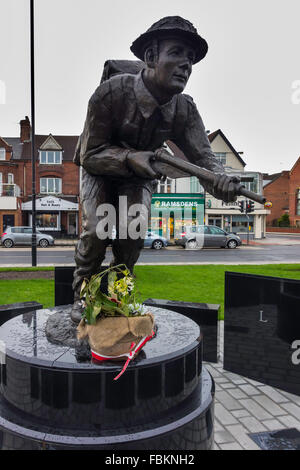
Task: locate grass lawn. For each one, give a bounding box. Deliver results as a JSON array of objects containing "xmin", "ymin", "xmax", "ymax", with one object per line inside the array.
[{"xmin": 0, "ymin": 264, "xmax": 300, "ymax": 319}]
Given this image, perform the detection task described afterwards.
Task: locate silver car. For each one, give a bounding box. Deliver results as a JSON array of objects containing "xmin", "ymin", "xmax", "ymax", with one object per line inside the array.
[
  {"xmin": 1, "ymin": 227, "xmax": 54, "ymax": 248},
  {"xmin": 174, "ymin": 225, "xmax": 242, "ymax": 249},
  {"xmin": 144, "ymin": 231, "xmax": 168, "ymax": 250}
]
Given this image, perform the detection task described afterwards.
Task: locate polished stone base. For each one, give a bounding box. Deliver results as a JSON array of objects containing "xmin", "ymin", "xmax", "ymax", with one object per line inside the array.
[{"xmin": 0, "ymin": 306, "xmax": 214, "ymax": 450}]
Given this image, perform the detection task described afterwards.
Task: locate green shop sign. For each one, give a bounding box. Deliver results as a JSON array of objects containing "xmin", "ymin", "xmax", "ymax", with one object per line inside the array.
[{"xmin": 151, "ymin": 193, "xmax": 205, "ymax": 222}]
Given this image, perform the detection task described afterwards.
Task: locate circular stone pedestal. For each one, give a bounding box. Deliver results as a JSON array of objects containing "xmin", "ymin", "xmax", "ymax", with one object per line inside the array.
[{"xmin": 0, "ymin": 306, "xmax": 214, "ymax": 450}]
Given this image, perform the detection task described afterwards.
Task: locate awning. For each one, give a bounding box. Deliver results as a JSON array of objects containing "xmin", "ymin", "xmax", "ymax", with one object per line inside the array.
[{"xmin": 22, "ymin": 196, "xmax": 78, "ymax": 211}]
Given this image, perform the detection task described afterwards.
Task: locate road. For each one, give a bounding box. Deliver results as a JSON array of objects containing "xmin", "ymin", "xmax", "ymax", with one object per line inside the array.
[{"xmin": 0, "ymin": 243, "xmax": 300, "ymax": 266}]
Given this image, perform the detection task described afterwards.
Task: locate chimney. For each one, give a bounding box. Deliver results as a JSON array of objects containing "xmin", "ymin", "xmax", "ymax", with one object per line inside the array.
[{"xmin": 20, "ymin": 116, "xmax": 31, "ymax": 142}]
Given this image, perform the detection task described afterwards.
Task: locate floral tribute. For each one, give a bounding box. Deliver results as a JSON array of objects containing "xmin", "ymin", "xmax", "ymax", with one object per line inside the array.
[{"xmin": 77, "ymin": 265, "xmax": 155, "ymax": 380}]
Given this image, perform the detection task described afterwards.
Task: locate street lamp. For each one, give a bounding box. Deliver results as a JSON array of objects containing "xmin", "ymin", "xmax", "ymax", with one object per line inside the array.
[{"xmin": 30, "ymin": 0, "xmax": 37, "ymax": 266}]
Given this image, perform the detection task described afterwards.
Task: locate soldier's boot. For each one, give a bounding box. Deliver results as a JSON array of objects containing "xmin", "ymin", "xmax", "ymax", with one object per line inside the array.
[{"xmin": 71, "ymin": 298, "xmax": 84, "ymax": 324}]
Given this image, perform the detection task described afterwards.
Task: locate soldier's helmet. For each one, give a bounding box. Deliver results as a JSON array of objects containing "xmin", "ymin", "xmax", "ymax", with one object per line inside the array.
[{"xmin": 130, "ymin": 16, "xmax": 208, "ymax": 64}]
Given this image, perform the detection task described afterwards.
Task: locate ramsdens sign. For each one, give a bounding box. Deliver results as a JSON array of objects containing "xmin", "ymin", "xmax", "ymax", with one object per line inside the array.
[
  {"xmin": 152, "ymin": 194, "xmax": 205, "ymax": 212},
  {"xmin": 154, "ymin": 200, "xmax": 199, "ymax": 208}
]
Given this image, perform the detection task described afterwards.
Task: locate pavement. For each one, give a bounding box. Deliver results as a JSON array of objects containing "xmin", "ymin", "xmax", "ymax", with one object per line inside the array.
[{"xmin": 209, "ymin": 322, "xmax": 300, "ymax": 450}]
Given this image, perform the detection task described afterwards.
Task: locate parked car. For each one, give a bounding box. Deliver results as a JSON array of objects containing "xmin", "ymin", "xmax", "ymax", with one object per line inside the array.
[
  {"xmin": 144, "ymin": 231, "xmax": 168, "ymax": 250},
  {"xmin": 1, "ymin": 227, "xmax": 55, "ymax": 248},
  {"xmin": 108, "ymin": 228, "xmax": 167, "ymax": 250},
  {"xmin": 174, "ymin": 225, "xmax": 241, "ymax": 249}
]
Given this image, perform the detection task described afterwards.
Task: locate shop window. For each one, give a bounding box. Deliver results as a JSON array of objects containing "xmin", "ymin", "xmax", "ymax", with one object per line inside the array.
[
  {"xmin": 36, "ymin": 213, "xmax": 59, "ymax": 230},
  {"xmin": 40, "ymin": 177, "xmax": 62, "ymax": 194},
  {"xmin": 0, "ymin": 148, "xmax": 5, "ymax": 160},
  {"xmin": 39, "ymin": 150, "xmax": 62, "ymax": 164},
  {"xmin": 232, "ymin": 215, "xmax": 254, "ymax": 233},
  {"xmin": 214, "ymin": 152, "xmax": 226, "ymax": 165}
]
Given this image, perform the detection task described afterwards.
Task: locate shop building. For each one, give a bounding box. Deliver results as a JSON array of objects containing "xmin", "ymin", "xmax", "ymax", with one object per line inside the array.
[
  {"xmin": 153, "ymin": 129, "xmax": 269, "ymax": 240},
  {"xmin": 0, "ymin": 117, "xmax": 80, "ymax": 237}
]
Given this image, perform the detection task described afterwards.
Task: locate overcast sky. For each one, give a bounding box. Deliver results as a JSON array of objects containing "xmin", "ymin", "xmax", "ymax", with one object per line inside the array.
[{"xmin": 0, "ymin": 0, "xmax": 299, "ymax": 173}]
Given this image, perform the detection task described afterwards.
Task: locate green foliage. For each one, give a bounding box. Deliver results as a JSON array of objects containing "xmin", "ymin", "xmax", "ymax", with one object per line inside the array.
[
  {"xmin": 80, "ymin": 265, "xmax": 143, "ymax": 325},
  {"xmin": 277, "ymin": 213, "xmax": 290, "ymax": 227}
]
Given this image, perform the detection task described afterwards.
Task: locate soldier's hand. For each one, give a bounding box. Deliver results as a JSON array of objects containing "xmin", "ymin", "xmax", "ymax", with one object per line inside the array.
[
  {"xmin": 127, "ymin": 151, "xmax": 160, "ymax": 179},
  {"xmin": 212, "ymin": 174, "xmax": 241, "ymax": 202}
]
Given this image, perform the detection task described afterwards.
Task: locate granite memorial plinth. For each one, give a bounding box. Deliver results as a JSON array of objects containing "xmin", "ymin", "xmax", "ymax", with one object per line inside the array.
[{"xmin": 0, "ymin": 306, "xmax": 214, "ymax": 450}]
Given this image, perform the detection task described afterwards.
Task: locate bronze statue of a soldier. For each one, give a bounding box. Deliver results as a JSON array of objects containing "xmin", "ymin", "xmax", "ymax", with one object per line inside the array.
[{"xmin": 71, "ymin": 16, "xmax": 240, "ymax": 322}]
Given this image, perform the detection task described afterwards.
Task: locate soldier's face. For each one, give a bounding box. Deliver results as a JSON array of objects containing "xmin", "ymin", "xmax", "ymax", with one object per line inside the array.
[{"xmin": 154, "ymin": 38, "xmax": 195, "ymax": 95}]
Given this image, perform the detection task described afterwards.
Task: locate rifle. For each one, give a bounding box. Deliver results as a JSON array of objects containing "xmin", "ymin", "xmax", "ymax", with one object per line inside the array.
[{"xmin": 152, "ymin": 148, "xmax": 266, "ymax": 205}]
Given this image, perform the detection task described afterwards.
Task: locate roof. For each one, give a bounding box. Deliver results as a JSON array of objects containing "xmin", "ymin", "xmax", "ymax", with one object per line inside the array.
[
  {"xmin": 2, "ymin": 137, "xmax": 23, "ymax": 160},
  {"xmin": 167, "ymin": 129, "xmax": 247, "ymax": 167},
  {"xmin": 21, "ymin": 135, "xmax": 79, "ymax": 161},
  {"xmin": 263, "ymin": 171, "xmax": 289, "ymax": 189},
  {"xmin": 208, "ymin": 129, "xmax": 246, "ymax": 167},
  {"xmin": 290, "ymin": 156, "xmax": 300, "ymax": 175}
]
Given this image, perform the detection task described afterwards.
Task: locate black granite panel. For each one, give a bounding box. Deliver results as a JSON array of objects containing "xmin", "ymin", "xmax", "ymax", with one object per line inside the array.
[
  {"xmin": 165, "ymin": 358, "xmax": 185, "ymax": 398},
  {"xmin": 55, "ymin": 266, "xmax": 109, "ymax": 306},
  {"xmin": 224, "ymin": 272, "xmax": 300, "ymax": 396},
  {"xmin": 55, "ymin": 266, "xmax": 75, "ymax": 306},
  {"xmin": 72, "ymin": 371, "xmax": 101, "ymax": 404},
  {"xmin": 144, "ymin": 298, "xmax": 219, "ymax": 363},
  {"xmin": 138, "ymin": 365, "xmax": 162, "ymax": 399}
]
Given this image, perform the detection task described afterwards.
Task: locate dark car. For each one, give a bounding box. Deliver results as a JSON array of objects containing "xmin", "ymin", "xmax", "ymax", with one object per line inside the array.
[{"xmin": 174, "ymin": 225, "xmax": 241, "ymax": 249}]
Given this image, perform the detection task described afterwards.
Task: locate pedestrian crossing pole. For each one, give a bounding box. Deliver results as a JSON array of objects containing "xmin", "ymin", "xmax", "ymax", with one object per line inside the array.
[{"xmin": 30, "ymin": 0, "xmax": 37, "ymax": 266}]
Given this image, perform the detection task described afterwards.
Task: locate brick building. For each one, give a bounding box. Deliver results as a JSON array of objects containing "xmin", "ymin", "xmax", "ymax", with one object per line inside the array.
[
  {"xmin": 0, "ymin": 117, "xmax": 80, "ymax": 236},
  {"xmin": 264, "ymin": 157, "xmax": 300, "ymax": 227}
]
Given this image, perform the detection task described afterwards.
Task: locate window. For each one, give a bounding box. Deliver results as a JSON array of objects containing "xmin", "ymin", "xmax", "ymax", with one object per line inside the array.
[
  {"xmin": 214, "ymin": 152, "xmax": 226, "ymax": 165},
  {"xmin": 39, "ymin": 150, "xmax": 62, "ymax": 164},
  {"xmin": 0, "ymin": 172, "xmax": 2, "ymax": 195},
  {"xmin": 209, "ymin": 226, "xmax": 225, "ymax": 235},
  {"xmin": 7, "ymin": 173, "xmax": 14, "ymax": 184},
  {"xmin": 241, "ymin": 174, "xmax": 259, "ymax": 194},
  {"xmin": 40, "ymin": 177, "xmax": 62, "ymax": 194},
  {"xmin": 297, "ymin": 189, "xmax": 300, "ymax": 216},
  {"xmin": 158, "ymin": 178, "xmax": 172, "ymax": 193},
  {"xmin": 190, "ymin": 176, "xmax": 200, "ymax": 193},
  {"xmin": 0, "ymin": 148, "xmax": 5, "ymax": 160}
]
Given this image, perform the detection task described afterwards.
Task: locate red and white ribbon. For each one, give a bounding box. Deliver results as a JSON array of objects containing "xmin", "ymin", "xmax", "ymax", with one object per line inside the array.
[{"xmin": 91, "ymin": 330, "xmax": 155, "ymax": 381}]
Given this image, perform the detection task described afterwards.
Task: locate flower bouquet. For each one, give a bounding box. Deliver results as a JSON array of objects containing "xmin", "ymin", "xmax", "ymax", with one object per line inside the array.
[{"xmin": 77, "ymin": 265, "xmax": 155, "ymax": 380}]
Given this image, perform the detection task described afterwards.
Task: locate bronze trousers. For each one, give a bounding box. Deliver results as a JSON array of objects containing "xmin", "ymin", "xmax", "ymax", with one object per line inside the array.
[{"xmin": 73, "ymin": 169, "xmax": 154, "ymax": 298}]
